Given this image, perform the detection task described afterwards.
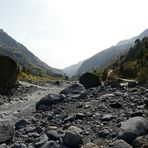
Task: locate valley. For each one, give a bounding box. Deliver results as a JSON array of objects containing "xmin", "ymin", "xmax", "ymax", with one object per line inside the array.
[
  {"xmin": 1, "ymin": 0, "xmax": 148, "ymax": 147},
  {"xmin": 0, "ymin": 29, "xmax": 148, "ymax": 148}
]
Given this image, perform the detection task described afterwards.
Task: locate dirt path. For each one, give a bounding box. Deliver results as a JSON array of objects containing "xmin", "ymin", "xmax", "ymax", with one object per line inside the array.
[{"xmin": 0, "ymin": 81, "xmax": 67, "ymax": 121}]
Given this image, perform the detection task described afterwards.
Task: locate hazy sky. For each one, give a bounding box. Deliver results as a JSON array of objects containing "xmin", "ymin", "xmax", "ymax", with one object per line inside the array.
[{"xmin": 0, "ymin": 0, "xmax": 148, "ymax": 69}]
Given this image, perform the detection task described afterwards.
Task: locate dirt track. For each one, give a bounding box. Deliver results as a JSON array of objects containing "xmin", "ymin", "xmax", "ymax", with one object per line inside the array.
[{"xmin": 0, "ymin": 81, "xmax": 66, "ymax": 121}]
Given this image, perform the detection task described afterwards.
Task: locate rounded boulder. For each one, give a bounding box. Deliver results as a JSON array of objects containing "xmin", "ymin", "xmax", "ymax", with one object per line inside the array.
[
  {"xmin": 79, "ymin": 72, "xmax": 101, "ymax": 89},
  {"xmin": 0, "ymin": 55, "xmax": 19, "ymax": 88},
  {"xmin": 118, "ymin": 117, "xmax": 148, "ymax": 143},
  {"xmin": 36, "ymin": 93, "xmax": 66, "ymax": 111}
]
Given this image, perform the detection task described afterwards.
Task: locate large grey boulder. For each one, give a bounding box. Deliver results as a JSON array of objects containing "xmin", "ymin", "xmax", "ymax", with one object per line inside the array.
[
  {"xmin": 0, "ymin": 121, "xmax": 15, "ymax": 144},
  {"xmin": 36, "ymin": 94, "xmax": 66, "ymax": 111},
  {"xmin": 60, "ymin": 83, "xmax": 85, "ymax": 95},
  {"xmin": 60, "ymin": 83, "xmax": 87, "ymax": 100},
  {"xmin": 118, "ymin": 117, "xmax": 148, "ymax": 143},
  {"xmin": 0, "ymin": 55, "xmax": 19, "ymax": 89}
]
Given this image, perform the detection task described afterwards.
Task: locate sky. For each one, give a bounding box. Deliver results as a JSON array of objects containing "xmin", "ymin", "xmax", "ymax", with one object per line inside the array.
[{"xmin": 0, "ymin": 0, "xmax": 148, "ymax": 69}]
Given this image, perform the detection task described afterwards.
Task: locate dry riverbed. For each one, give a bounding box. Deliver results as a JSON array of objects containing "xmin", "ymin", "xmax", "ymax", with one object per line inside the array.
[
  {"xmin": 0, "ymin": 80, "xmax": 148, "ymax": 148},
  {"xmin": 0, "ymin": 81, "xmax": 67, "ymax": 121}
]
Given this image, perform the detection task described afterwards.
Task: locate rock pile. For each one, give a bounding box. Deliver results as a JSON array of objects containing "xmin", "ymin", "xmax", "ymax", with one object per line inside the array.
[{"xmin": 0, "ymin": 80, "xmax": 148, "ymax": 148}]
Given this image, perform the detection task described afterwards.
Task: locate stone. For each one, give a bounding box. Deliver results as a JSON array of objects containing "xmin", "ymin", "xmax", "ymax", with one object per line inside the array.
[
  {"xmin": 84, "ymin": 104, "xmax": 90, "ymax": 109},
  {"xmin": 46, "ymin": 130, "xmax": 60, "ymax": 141},
  {"xmin": 98, "ymin": 129, "xmax": 110, "ymax": 137},
  {"xmin": 60, "ymin": 83, "xmax": 87, "ymax": 100},
  {"xmin": 25, "ymin": 137, "xmax": 34, "ymax": 143},
  {"xmin": 47, "ymin": 126, "xmax": 58, "ymax": 130},
  {"xmin": 144, "ymin": 98, "xmax": 148, "ymax": 107},
  {"xmin": 11, "ymin": 143, "xmax": 27, "ymax": 148},
  {"xmin": 0, "ymin": 144, "xmax": 8, "ymax": 148},
  {"xmin": 132, "ymin": 135, "xmax": 148, "ymax": 148},
  {"xmin": 36, "ymin": 126, "xmax": 43, "ymax": 133},
  {"xmin": 76, "ymin": 113, "xmax": 86, "ymax": 119},
  {"xmin": 109, "ymin": 102, "xmax": 122, "ymax": 108},
  {"xmin": 137, "ymin": 105, "xmax": 145, "ymax": 109},
  {"xmin": 118, "ymin": 117, "xmax": 148, "ymax": 143},
  {"xmin": 63, "ymin": 132, "xmax": 83, "ymax": 147},
  {"xmin": 130, "ymin": 111, "xmax": 143, "ymax": 117},
  {"xmin": 79, "ymin": 72, "xmax": 101, "ymax": 89},
  {"xmin": 102, "ymin": 114, "xmax": 114, "ymax": 121},
  {"xmin": 15, "ymin": 119, "xmax": 29, "ymax": 130},
  {"xmin": 0, "ymin": 55, "xmax": 19, "ymax": 90},
  {"xmin": 63, "ymin": 126, "xmax": 83, "ymax": 147},
  {"xmin": 41, "ymin": 141, "xmax": 58, "ymax": 148},
  {"xmin": 25, "ymin": 126, "xmax": 36, "ymax": 133},
  {"xmin": 28, "ymin": 132, "xmax": 40, "ymax": 138},
  {"xmin": 35, "ymin": 134, "xmax": 48, "ymax": 147},
  {"xmin": 81, "ymin": 143, "xmax": 100, "ymax": 148},
  {"xmin": 36, "ymin": 94, "xmax": 66, "ymax": 111},
  {"xmin": 68, "ymin": 126, "xmax": 83, "ymax": 134},
  {"xmin": 71, "ymin": 92, "xmax": 88, "ymax": 100},
  {"xmin": 100, "ymin": 93, "xmax": 115, "ymax": 99},
  {"xmin": 110, "ymin": 140, "xmax": 133, "ymax": 148},
  {"xmin": 63, "ymin": 115, "xmax": 76, "ymax": 123},
  {"xmin": 60, "ymin": 83, "xmax": 85, "ymax": 95},
  {"xmin": 0, "ymin": 121, "xmax": 15, "ymax": 144}
]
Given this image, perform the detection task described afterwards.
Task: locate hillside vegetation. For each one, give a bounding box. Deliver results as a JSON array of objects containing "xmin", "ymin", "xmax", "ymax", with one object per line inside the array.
[
  {"xmin": 101, "ymin": 37, "xmax": 148, "ymax": 82},
  {"xmin": 76, "ymin": 29, "xmax": 148, "ymax": 77}
]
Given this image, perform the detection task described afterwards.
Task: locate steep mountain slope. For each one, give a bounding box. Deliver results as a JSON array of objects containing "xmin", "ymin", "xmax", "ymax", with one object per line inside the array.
[
  {"xmin": 77, "ymin": 44, "xmax": 132, "ymax": 76},
  {"xmin": 105, "ymin": 37, "xmax": 148, "ymax": 82},
  {"xmin": 0, "ymin": 29, "xmax": 63, "ymax": 76},
  {"xmin": 63, "ymin": 61, "xmax": 83, "ymax": 77},
  {"xmin": 77, "ymin": 29, "xmax": 148, "ymax": 76}
]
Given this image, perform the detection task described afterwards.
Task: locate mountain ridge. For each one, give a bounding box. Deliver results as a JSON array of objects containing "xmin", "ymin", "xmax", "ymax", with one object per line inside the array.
[
  {"xmin": 76, "ymin": 28, "xmax": 148, "ymax": 76},
  {"xmin": 0, "ymin": 29, "xmax": 64, "ymax": 76}
]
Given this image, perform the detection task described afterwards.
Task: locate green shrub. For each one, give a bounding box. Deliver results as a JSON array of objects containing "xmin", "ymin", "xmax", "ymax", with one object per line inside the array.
[{"xmin": 137, "ymin": 68, "xmax": 148, "ymax": 83}]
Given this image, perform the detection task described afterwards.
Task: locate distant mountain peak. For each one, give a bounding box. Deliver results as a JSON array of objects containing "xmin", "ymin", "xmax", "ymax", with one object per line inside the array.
[
  {"xmin": 63, "ymin": 61, "xmax": 83, "ymax": 77},
  {"xmin": 0, "ymin": 29, "xmax": 5, "ymax": 32}
]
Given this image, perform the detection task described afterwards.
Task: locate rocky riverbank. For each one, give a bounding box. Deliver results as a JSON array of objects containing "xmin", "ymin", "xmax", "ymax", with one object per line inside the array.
[{"xmin": 0, "ymin": 80, "xmax": 148, "ymax": 148}]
